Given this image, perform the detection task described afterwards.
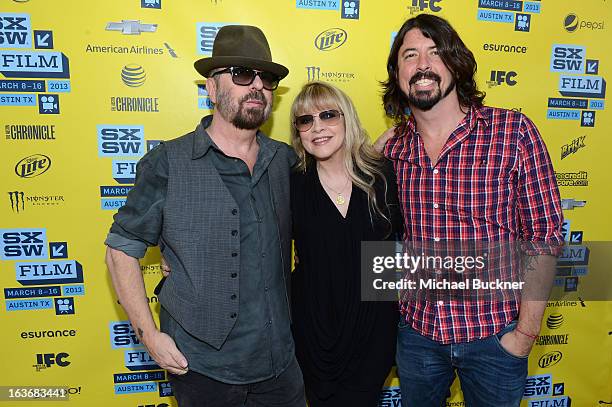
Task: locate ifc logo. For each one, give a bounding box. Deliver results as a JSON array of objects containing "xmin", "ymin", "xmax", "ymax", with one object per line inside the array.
[
  {"xmin": 121, "ymin": 64, "xmax": 146, "ymax": 87},
  {"xmin": 564, "ymin": 14, "xmax": 578, "ymax": 32},
  {"xmin": 546, "ymin": 313, "xmax": 564, "ymax": 329}
]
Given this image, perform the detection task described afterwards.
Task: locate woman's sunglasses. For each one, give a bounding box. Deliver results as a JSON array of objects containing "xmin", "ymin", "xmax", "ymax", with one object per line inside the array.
[{"xmin": 294, "ymin": 109, "xmax": 344, "ymax": 132}]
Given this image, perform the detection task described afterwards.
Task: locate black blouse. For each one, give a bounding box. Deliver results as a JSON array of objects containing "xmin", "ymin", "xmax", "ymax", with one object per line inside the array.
[{"xmin": 290, "ymin": 159, "xmax": 403, "ymax": 398}]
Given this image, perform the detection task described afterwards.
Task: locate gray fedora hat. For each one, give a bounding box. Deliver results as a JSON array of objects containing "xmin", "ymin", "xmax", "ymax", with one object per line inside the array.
[{"xmin": 194, "ymin": 25, "xmax": 289, "ymax": 79}]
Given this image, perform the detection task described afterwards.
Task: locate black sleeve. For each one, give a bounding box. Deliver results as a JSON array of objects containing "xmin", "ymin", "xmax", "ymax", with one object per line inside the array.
[{"xmin": 381, "ymin": 158, "xmax": 404, "ymax": 240}]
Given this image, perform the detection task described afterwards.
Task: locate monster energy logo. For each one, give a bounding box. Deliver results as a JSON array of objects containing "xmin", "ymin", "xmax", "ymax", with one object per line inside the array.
[{"xmin": 8, "ymin": 191, "xmax": 25, "ymax": 213}]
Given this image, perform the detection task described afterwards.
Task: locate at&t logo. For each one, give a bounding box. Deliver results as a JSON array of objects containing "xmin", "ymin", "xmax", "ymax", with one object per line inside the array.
[
  {"xmin": 314, "ymin": 28, "xmax": 347, "ymax": 51},
  {"xmin": 121, "ymin": 64, "xmax": 146, "ymax": 87},
  {"xmin": 546, "ymin": 313, "xmax": 564, "ymax": 329}
]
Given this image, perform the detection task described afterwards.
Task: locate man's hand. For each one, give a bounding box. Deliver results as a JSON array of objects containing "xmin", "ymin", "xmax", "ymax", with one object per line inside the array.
[
  {"xmin": 373, "ymin": 126, "xmax": 397, "ymax": 153},
  {"xmin": 499, "ymin": 329, "xmax": 534, "ymax": 358},
  {"xmin": 142, "ymin": 329, "xmax": 189, "ymax": 375}
]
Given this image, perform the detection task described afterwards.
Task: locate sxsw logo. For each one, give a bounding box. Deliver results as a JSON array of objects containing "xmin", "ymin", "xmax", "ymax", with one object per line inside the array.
[
  {"xmin": 141, "ymin": 0, "xmax": 161, "ymax": 8},
  {"xmin": 523, "ymin": 374, "xmax": 552, "ymax": 398},
  {"xmin": 113, "ymin": 160, "xmax": 137, "ymax": 184},
  {"xmin": 551, "ymin": 45, "xmax": 585, "ymax": 74},
  {"xmin": 487, "ymin": 70, "xmax": 517, "ymax": 87},
  {"xmin": 98, "ymin": 125, "xmax": 144, "ymax": 157},
  {"xmin": 125, "ymin": 350, "xmax": 160, "ymax": 371},
  {"xmin": 16, "ymin": 260, "xmax": 84, "ymax": 286},
  {"xmin": 409, "ymin": 0, "xmax": 442, "ymax": 14},
  {"xmin": 1, "ymin": 228, "xmax": 47, "ymax": 260},
  {"xmin": 528, "ymin": 396, "xmax": 571, "ymax": 407},
  {"xmin": 314, "ymin": 28, "xmax": 347, "ymax": 51},
  {"xmin": 196, "ymin": 23, "xmax": 231, "ymax": 55},
  {"xmin": 378, "ymin": 386, "xmax": 401, "ymax": 406},
  {"xmin": 0, "ymin": 14, "xmax": 32, "ymax": 48},
  {"xmin": 34, "ymin": 352, "xmax": 70, "ymax": 371},
  {"xmin": 110, "ymin": 321, "xmax": 143, "ymax": 349}
]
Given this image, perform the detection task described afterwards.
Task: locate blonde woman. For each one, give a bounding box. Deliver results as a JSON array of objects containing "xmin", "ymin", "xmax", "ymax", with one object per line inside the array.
[{"xmin": 290, "ymin": 81, "xmax": 403, "ymax": 406}]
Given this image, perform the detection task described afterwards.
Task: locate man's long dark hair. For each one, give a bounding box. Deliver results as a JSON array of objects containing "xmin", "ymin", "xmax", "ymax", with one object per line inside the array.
[{"xmin": 382, "ymin": 14, "xmax": 485, "ymax": 124}]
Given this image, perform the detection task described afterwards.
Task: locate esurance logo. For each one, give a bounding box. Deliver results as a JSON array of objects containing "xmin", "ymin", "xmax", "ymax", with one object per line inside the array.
[
  {"xmin": 196, "ymin": 23, "xmax": 231, "ymax": 55},
  {"xmin": 564, "ymin": 13, "xmax": 605, "ymax": 33},
  {"xmin": 1, "ymin": 228, "xmax": 47, "ymax": 260},
  {"xmin": 538, "ymin": 351, "xmax": 562, "ymax": 368},
  {"xmin": 314, "ymin": 28, "xmax": 347, "ymax": 51},
  {"xmin": 121, "ymin": 64, "xmax": 146, "ymax": 87},
  {"xmin": 547, "ymin": 44, "xmax": 606, "ymax": 127},
  {"xmin": 98, "ymin": 125, "xmax": 144, "ymax": 157},
  {"xmin": 477, "ymin": 0, "xmax": 541, "ymax": 32}
]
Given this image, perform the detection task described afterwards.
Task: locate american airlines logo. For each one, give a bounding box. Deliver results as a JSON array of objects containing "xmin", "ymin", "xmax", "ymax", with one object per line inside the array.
[{"xmin": 106, "ymin": 20, "xmax": 157, "ymax": 35}]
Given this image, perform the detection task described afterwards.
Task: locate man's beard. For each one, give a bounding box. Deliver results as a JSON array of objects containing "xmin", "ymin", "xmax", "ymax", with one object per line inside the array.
[
  {"xmin": 216, "ymin": 89, "xmax": 272, "ymax": 130},
  {"xmin": 407, "ymin": 71, "xmax": 455, "ymax": 111}
]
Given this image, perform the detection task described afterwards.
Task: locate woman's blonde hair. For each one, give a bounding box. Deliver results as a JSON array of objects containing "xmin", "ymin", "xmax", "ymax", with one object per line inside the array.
[{"xmin": 290, "ymin": 81, "xmax": 390, "ymax": 229}]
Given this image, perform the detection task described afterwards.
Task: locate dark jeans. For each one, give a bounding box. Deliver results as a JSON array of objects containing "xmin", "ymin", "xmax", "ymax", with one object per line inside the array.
[
  {"xmin": 169, "ymin": 356, "xmax": 306, "ymax": 407},
  {"xmin": 396, "ymin": 320, "xmax": 528, "ymax": 407}
]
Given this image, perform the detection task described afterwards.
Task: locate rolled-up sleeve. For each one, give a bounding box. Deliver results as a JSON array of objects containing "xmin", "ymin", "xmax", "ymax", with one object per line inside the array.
[
  {"xmin": 104, "ymin": 144, "xmax": 168, "ymax": 258},
  {"xmin": 517, "ymin": 114, "xmax": 564, "ymax": 256}
]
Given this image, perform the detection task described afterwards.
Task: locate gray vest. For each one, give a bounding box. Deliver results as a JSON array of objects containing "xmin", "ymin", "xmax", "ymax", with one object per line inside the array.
[{"xmin": 158, "ymin": 123, "xmax": 292, "ymax": 349}]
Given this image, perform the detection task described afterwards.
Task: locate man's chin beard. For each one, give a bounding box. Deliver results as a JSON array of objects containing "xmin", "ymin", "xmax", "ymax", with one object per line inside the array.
[
  {"xmin": 232, "ymin": 107, "xmax": 269, "ymax": 130},
  {"xmin": 408, "ymin": 81, "xmax": 455, "ymax": 112}
]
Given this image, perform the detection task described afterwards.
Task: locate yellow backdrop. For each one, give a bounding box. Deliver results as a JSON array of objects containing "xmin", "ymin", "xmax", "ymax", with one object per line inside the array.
[{"xmin": 1, "ymin": 0, "xmax": 610, "ymax": 406}]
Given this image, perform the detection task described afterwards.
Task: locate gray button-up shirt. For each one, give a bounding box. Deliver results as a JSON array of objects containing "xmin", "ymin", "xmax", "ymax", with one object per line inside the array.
[{"xmin": 106, "ymin": 117, "xmax": 294, "ymax": 384}]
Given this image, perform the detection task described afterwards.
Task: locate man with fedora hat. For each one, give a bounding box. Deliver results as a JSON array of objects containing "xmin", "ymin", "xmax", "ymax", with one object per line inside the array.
[{"xmin": 105, "ymin": 25, "xmax": 306, "ymax": 406}]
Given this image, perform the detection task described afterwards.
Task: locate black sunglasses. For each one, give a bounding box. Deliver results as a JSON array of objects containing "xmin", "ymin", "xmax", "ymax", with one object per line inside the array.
[
  {"xmin": 211, "ymin": 66, "xmax": 280, "ymax": 91},
  {"xmin": 294, "ymin": 109, "xmax": 344, "ymax": 132}
]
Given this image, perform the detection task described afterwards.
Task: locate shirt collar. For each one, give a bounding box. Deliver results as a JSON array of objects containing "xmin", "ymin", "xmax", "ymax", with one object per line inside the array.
[{"xmin": 191, "ymin": 115, "xmax": 277, "ymax": 160}]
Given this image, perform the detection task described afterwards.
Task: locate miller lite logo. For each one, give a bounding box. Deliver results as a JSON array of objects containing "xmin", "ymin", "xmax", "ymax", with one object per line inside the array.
[{"xmin": 314, "ymin": 28, "xmax": 347, "ymax": 51}]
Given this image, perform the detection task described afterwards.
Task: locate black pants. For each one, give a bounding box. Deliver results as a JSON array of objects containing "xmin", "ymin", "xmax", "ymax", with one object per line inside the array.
[{"xmin": 169, "ymin": 356, "xmax": 306, "ymax": 407}]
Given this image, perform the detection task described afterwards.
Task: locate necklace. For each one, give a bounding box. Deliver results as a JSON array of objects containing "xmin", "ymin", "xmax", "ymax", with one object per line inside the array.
[{"xmin": 319, "ymin": 175, "xmax": 350, "ymax": 205}]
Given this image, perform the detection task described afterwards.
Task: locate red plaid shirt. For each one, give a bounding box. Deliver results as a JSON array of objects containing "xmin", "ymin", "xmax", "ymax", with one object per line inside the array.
[{"xmin": 384, "ymin": 105, "xmax": 563, "ymax": 344}]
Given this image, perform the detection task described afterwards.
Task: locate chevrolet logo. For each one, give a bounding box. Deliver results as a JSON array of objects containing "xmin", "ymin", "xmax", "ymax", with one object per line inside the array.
[
  {"xmin": 561, "ymin": 199, "xmax": 586, "ymax": 210},
  {"xmin": 106, "ymin": 20, "xmax": 157, "ymax": 35}
]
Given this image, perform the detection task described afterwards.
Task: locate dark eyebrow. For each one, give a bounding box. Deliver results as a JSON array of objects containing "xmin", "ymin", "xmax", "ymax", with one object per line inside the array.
[{"xmin": 400, "ymin": 45, "xmax": 437, "ymax": 57}]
